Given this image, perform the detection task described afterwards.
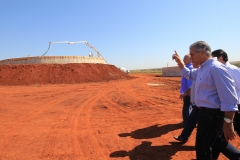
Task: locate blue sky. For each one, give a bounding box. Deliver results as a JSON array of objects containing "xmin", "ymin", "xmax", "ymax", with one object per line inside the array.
[{"xmin": 1, "ymin": 0, "xmax": 240, "ymax": 70}]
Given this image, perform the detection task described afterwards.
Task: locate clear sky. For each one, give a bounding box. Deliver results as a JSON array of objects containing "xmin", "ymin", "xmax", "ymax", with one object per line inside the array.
[{"xmin": 1, "ymin": 0, "xmax": 240, "ymax": 70}]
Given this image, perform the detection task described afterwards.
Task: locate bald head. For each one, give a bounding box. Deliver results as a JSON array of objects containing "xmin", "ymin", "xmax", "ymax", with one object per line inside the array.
[{"xmin": 183, "ymin": 54, "xmax": 191, "ymax": 65}]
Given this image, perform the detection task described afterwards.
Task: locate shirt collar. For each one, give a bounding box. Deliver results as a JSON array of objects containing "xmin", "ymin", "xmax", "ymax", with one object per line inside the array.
[
  {"xmin": 225, "ymin": 61, "xmax": 230, "ymax": 67},
  {"xmin": 185, "ymin": 63, "xmax": 192, "ymax": 67},
  {"xmin": 201, "ymin": 58, "xmax": 213, "ymax": 68},
  {"xmin": 212, "ymin": 57, "xmax": 218, "ymax": 61}
]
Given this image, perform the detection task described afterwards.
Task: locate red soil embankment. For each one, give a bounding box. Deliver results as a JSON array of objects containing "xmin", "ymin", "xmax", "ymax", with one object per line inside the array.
[{"xmin": 0, "ymin": 63, "xmax": 131, "ymax": 85}]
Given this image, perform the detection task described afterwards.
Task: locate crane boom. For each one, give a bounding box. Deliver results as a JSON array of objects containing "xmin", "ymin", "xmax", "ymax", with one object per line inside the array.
[{"xmin": 41, "ymin": 41, "xmax": 107, "ymax": 63}]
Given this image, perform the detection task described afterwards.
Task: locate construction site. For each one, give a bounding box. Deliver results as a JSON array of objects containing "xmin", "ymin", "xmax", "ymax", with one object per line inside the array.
[
  {"xmin": 0, "ymin": 42, "xmax": 238, "ymax": 160},
  {"xmin": 0, "ymin": 41, "xmax": 131, "ymax": 85},
  {"xmin": 0, "ymin": 41, "xmax": 107, "ymax": 66}
]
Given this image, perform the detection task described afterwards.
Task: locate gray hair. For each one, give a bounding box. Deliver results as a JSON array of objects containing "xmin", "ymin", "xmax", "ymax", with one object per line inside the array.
[{"xmin": 189, "ymin": 41, "xmax": 211, "ymax": 56}]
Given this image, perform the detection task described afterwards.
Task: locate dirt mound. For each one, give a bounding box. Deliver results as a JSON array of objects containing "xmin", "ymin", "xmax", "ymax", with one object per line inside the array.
[{"xmin": 0, "ymin": 63, "xmax": 131, "ymax": 85}]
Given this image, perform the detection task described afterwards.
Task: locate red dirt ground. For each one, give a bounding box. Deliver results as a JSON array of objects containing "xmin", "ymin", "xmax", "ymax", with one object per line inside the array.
[{"xmin": 0, "ymin": 64, "xmax": 239, "ymax": 160}]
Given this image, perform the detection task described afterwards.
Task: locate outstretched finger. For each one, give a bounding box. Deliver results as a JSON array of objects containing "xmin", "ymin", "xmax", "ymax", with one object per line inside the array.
[
  {"xmin": 174, "ymin": 50, "xmax": 179, "ymax": 55},
  {"xmin": 172, "ymin": 50, "xmax": 179, "ymax": 60}
]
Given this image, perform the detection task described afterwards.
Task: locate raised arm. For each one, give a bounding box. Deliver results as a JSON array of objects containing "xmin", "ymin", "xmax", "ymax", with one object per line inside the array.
[
  {"xmin": 172, "ymin": 50, "xmax": 185, "ymax": 70},
  {"xmin": 172, "ymin": 50, "xmax": 198, "ymax": 80}
]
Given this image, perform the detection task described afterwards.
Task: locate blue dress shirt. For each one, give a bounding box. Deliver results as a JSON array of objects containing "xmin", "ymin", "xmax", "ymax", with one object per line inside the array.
[
  {"xmin": 180, "ymin": 59, "xmax": 238, "ymax": 111},
  {"xmin": 180, "ymin": 63, "xmax": 193, "ymax": 94}
]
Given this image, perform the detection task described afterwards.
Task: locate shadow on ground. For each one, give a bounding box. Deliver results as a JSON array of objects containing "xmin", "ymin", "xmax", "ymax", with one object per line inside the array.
[
  {"xmin": 110, "ymin": 141, "xmax": 195, "ymax": 160},
  {"xmin": 118, "ymin": 123, "xmax": 184, "ymax": 139}
]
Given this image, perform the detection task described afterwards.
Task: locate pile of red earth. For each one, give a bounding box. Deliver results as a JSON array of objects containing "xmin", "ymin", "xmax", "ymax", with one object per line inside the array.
[{"xmin": 0, "ymin": 63, "xmax": 131, "ymax": 86}]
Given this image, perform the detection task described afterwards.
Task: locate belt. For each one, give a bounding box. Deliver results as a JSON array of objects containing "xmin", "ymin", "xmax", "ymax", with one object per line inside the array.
[
  {"xmin": 198, "ymin": 107, "xmax": 220, "ymax": 111},
  {"xmin": 199, "ymin": 105, "xmax": 240, "ymax": 111}
]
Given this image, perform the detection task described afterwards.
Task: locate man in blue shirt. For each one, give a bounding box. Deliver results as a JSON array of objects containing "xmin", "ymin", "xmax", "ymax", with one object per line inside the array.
[
  {"xmin": 180, "ymin": 54, "xmax": 193, "ymax": 125},
  {"xmin": 172, "ymin": 41, "xmax": 240, "ymax": 159},
  {"xmin": 174, "ymin": 62, "xmax": 199, "ymax": 142}
]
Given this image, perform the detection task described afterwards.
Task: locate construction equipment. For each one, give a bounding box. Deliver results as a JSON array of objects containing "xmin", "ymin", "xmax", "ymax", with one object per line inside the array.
[
  {"xmin": 42, "ymin": 41, "xmax": 107, "ymax": 63},
  {"xmin": 119, "ymin": 67, "xmax": 130, "ymax": 74}
]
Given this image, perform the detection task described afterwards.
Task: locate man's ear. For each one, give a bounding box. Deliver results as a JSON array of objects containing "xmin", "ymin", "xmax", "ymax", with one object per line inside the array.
[
  {"xmin": 217, "ymin": 56, "xmax": 225, "ymax": 64},
  {"xmin": 200, "ymin": 49, "xmax": 205, "ymax": 56},
  {"xmin": 218, "ymin": 56, "xmax": 223, "ymax": 61}
]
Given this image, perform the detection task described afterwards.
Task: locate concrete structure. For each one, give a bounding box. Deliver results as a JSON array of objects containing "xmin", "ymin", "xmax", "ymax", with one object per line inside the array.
[
  {"xmin": 0, "ymin": 56, "xmax": 107, "ymax": 65},
  {"xmin": 162, "ymin": 66, "xmax": 181, "ymax": 77}
]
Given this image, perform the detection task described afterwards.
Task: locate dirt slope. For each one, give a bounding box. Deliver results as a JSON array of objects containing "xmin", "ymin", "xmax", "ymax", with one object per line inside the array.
[{"xmin": 0, "ymin": 63, "xmax": 130, "ymax": 85}]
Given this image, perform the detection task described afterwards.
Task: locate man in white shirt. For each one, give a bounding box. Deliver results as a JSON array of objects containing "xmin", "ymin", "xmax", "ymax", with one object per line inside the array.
[{"xmin": 211, "ymin": 49, "xmax": 240, "ymax": 135}]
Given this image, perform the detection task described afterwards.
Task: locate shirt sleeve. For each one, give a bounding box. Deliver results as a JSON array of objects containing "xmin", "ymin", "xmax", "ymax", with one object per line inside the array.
[
  {"xmin": 211, "ymin": 66, "xmax": 238, "ymax": 111},
  {"xmin": 187, "ymin": 79, "xmax": 193, "ymax": 88},
  {"xmin": 228, "ymin": 67, "xmax": 240, "ymax": 91},
  {"xmin": 180, "ymin": 67, "xmax": 198, "ymax": 81},
  {"xmin": 228, "ymin": 67, "xmax": 240, "ymax": 104}
]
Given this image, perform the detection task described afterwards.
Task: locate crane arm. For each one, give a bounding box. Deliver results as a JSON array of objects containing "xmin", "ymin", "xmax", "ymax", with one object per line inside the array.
[
  {"xmin": 41, "ymin": 41, "xmax": 107, "ymax": 63},
  {"xmin": 42, "ymin": 42, "xmax": 51, "ymax": 56},
  {"xmin": 84, "ymin": 42, "xmax": 104, "ymax": 59},
  {"xmin": 42, "ymin": 41, "xmax": 73, "ymax": 56}
]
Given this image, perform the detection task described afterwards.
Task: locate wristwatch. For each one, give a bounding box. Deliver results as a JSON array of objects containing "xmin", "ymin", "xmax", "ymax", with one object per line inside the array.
[{"xmin": 224, "ymin": 118, "xmax": 233, "ymax": 123}]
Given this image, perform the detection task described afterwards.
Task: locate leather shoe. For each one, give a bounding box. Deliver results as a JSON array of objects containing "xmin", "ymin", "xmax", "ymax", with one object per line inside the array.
[{"xmin": 174, "ymin": 135, "xmax": 188, "ymax": 142}]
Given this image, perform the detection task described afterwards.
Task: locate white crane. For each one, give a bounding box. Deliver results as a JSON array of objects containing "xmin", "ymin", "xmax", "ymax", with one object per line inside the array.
[{"xmin": 42, "ymin": 41, "xmax": 107, "ymax": 63}]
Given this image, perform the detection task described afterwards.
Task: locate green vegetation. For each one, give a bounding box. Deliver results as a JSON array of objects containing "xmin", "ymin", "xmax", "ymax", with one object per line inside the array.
[
  {"xmin": 130, "ymin": 61, "xmax": 239, "ymax": 75},
  {"xmin": 230, "ymin": 61, "xmax": 240, "ymax": 68},
  {"xmin": 232, "ymin": 63, "xmax": 240, "ymax": 68},
  {"xmin": 130, "ymin": 68, "xmax": 162, "ymax": 74}
]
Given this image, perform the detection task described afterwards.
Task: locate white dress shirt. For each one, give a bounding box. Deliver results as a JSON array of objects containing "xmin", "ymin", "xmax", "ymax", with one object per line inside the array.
[{"xmin": 225, "ymin": 62, "xmax": 240, "ymax": 104}]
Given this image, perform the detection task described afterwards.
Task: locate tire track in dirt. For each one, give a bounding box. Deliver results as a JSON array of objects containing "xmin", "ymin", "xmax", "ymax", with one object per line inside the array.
[
  {"xmin": 69, "ymin": 88, "xmax": 105, "ymax": 159},
  {"xmin": 0, "ymin": 91, "xmax": 84, "ymax": 157},
  {"xmin": 69, "ymin": 83, "xmax": 111, "ymax": 160},
  {"xmin": 109, "ymin": 78, "xmax": 153, "ymax": 111},
  {"xmin": 113, "ymin": 76, "xmax": 180, "ymax": 113},
  {"xmin": 41, "ymin": 83, "xmax": 113, "ymax": 159},
  {"xmin": 99, "ymin": 80, "xmax": 148, "ymax": 124},
  {"xmin": 101, "ymin": 77, "xmax": 181, "ymax": 143},
  {"xmin": 40, "ymin": 92, "xmax": 92, "ymax": 159}
]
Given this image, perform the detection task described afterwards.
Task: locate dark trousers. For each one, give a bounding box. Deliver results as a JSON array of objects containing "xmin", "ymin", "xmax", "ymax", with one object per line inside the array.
[
  {"xmin": 196, "ymin": 108, "xmax": 240, "ymax": 160},
  {"xmin": 212, "ymin": 105, "xmax": 240, "ymax": 159},
  {"xmin": 212, "ymin": 136, "xmax": 240, "ymax": 160},
  {"xmin": 182, "ymin": 95, "xmax": 191, "ymax": 125},
  {"xmin": 180, "ymin": 105, "xmax": 199, "ymax": 139},
  {"xmin": 234, "ymin": 105, "xmax": 240, "ymax": 135}
]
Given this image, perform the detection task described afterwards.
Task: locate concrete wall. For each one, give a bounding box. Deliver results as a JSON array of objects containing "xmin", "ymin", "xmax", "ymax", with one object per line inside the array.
[
  {"xmin": 0, "ymin": 56, "xmax": 107, "ymax": 65},
  {"xmin": 162, "ymin": 66, "xmax": 181, "ymax": 77}
]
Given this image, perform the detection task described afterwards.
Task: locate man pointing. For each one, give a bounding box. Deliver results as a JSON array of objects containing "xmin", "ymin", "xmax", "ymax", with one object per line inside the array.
[{"xmin": 172, "ymin": 41, "xmax": 240, "ymax": 159}]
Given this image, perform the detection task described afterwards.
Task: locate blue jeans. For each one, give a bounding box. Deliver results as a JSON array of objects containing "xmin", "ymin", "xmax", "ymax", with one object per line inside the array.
[
  {"xmin": 196, "ymin": 108, "xmax": 240, "ymax": 160},
  {"xmin": 180, "ymin": 105, "xmax": 199, "ymax": 140},
  {"xmin": 182, "ymin": 95, "xmax": 191, "ymax": 125}
]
